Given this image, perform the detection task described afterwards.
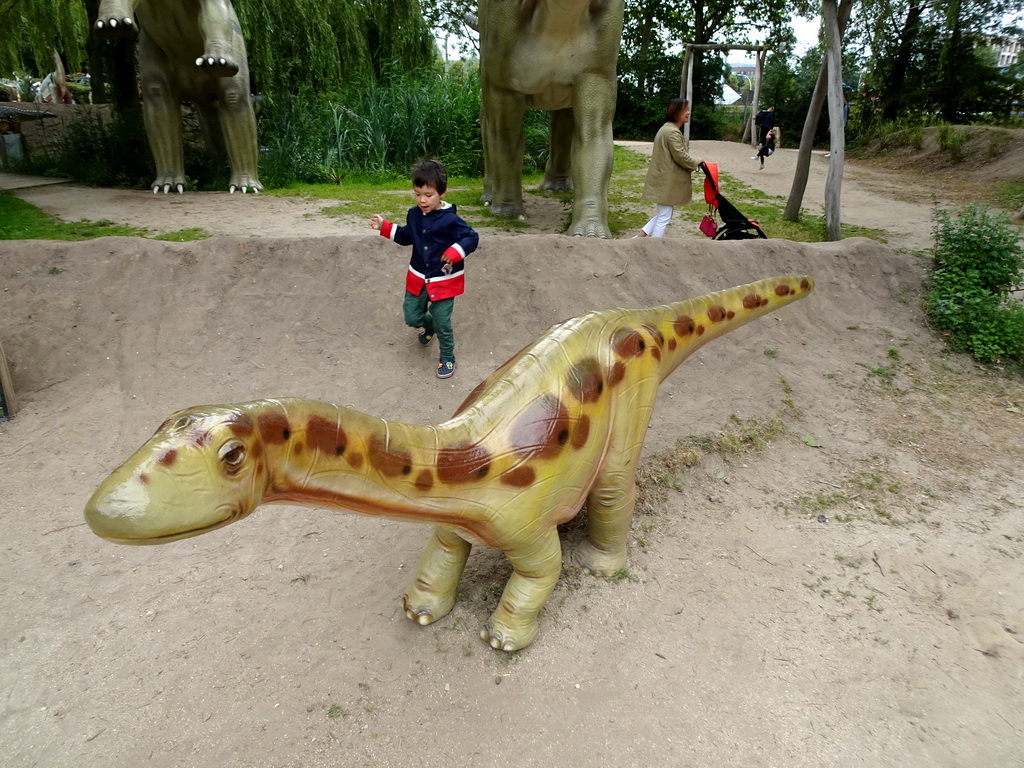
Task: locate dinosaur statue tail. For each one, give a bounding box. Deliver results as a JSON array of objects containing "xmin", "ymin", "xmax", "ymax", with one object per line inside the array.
[{"xmin": 644, "ymin": 275, "xmax": 814, "ymax": 383}]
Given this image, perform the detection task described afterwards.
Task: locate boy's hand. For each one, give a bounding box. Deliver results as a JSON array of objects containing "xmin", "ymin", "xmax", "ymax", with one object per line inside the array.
[{"xmin": 370, "ymin": 214, "xmax": 384, "ymax": 230}]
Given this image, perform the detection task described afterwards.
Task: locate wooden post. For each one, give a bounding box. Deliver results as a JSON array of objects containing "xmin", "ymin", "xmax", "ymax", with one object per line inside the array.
[
  {"xmin": 0, "ymin": 339, "xmax": 16, "ymax": 419},
  {"xmin": 750, "ymin": 51, "xmax": 764, "ymax": 148},
  {"xmin": 683, "ymin": 47, "xmax": 694, "ymax": 142},
  {"xmin": 823, "ymin": 0, "xmax": 845, "ymax": 241}
]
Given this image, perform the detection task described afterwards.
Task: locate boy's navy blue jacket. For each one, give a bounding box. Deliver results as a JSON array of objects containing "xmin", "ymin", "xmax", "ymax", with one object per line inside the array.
[{"xmin": 378, "ymin": 202, "xmax": 479, "ymax": 300}]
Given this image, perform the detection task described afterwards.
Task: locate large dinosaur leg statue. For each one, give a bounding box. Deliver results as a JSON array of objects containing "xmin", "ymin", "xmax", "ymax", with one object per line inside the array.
[
  {"xmin": 478, "ymin": 0, "xmax": 623, "ymax": 237},
  {"xmin": 85, "ymin": 276, "xmax": 813, "ymax": 651},
  {"xmin": 94, "ymin": 0, "xmax": 261, "ymax": 194}
]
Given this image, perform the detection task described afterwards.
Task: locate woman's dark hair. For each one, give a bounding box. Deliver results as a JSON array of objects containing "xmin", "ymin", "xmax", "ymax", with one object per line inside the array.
[
  {"xmin": 666, "ymin": 98, "xmax": 690, "ymax": 122},
  {"xmin": 412, "ymin": 158, "xmax": 447, "ymax": 194}
]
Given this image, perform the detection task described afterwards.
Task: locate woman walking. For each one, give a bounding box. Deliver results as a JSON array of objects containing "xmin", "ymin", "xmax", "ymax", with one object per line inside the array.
[{"xmin": 636, "ymin": 98, "xmax": 703, "ymax": 238}]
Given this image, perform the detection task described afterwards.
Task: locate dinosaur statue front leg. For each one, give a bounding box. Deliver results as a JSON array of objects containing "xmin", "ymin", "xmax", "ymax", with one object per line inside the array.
[
  {"xmin": 139, "ymin": 34, "xmax": 186, "ymax": 194},
  {"xmin": 95, "ymin": 0, "xmax": 141, "ymax": 38},
  {"xmin": 567, "ymin": 71, "xmax": 616, "ymax": 238},
  {"xmin": 572, "ymin": 388, "xmax": 656, "ymax": 573},
  {"xmin": 194, "ymin": 0, "xmax": 242, "ymax": 77},
  {"xmin": 480, "ymin": 87, "xmax": 527, "ymax": 219},
  {"xmin": 403, "ymin": 525, "xmax": 472, "ymax": 625},
  {"xmin": 482, "ymin": 527, "xmax": 562, "ymax": 651},
  {"xmin": 539, "ymin": 108, "xmax": 573, "ymax": 192}
]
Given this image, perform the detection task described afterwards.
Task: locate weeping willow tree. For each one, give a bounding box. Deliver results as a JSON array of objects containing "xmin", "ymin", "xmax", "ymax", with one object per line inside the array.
[
  {"xmin": 2, "ymin": 0, "xmax": 438, "ymax": 98},
  {"xmin": 0, "ymin": 0, "xmax": 88, "ymax": 77}
]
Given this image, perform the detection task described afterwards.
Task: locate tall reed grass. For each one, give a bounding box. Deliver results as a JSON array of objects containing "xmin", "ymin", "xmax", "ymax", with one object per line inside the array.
[{"xmin": 259, "ymin": 66, "xmax": 550, "ymax": 187}]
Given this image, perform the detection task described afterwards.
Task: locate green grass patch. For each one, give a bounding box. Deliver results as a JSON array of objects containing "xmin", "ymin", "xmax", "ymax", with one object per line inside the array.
[
  {"xmin": 0, "ymin": 190, "xmax": 214, "ymax": 241},
  {"xmin": 0, "ymin": 190, "xmax": 149, "ymax": 240}
]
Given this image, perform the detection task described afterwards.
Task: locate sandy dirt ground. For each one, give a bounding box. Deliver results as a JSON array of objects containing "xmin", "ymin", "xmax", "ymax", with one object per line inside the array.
[{"xmin": 1, "ymin": 139, "xmax": 1023, "ymax": 768}]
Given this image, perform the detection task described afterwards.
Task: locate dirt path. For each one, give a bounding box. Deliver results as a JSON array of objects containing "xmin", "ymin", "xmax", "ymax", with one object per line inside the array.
[
  {"xmin": 3, "ymin": 138, "xmax": 975, "ymax": 253},
  {"xmin": 1, "ymin": 142, "xmax": 1023, "ymax": 768}
]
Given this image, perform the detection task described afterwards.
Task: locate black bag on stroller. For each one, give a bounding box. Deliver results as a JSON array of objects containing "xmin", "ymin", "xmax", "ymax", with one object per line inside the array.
[{"xmin": 698, "ymin": 161, "xmax": 767, "ymax": 240}]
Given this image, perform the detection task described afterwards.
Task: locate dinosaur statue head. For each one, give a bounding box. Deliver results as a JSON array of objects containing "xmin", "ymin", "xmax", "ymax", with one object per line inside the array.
[{"xmin": 85, "ymin": 404, "xmax": 267, "ymax": 544}]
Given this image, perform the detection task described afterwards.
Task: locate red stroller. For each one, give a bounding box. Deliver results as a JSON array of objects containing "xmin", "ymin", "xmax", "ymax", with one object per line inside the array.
[{"xmin": 698, "ymin": 161, "xmax": 767, "ymax": 240}]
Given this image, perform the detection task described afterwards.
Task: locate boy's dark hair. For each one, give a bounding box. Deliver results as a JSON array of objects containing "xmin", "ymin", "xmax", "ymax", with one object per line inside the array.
[
  {"xmin": 666, "ymin": 98, "xmax": 689, "ymax": 122},
  {"xmin": 412, "ymin": 158, "xmax": 447, "ymax": 194}
]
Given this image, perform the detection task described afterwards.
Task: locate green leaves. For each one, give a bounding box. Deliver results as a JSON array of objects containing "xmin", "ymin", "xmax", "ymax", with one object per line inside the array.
[{"xmin": 926, "ymin": 204, "xmax": 1024, "ymax": 364}]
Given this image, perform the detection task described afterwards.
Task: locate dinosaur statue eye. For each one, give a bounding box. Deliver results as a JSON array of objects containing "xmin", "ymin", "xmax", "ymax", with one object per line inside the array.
[{"xmin": 219, "ymin": 440, "xmax": 246, "ymax": 468}]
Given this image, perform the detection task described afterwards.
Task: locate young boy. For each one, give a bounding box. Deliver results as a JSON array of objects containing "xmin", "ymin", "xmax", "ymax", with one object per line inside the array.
[{"xmin": 370, "ymin": 159, "xmax": 479, "ymax": 379}]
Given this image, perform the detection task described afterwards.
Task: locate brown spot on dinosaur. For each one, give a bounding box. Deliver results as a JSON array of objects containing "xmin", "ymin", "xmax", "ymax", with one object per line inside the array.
[
  {"xmin": 437, "ymin": 443, "xmax": 493, "ymax": 484},
  {"xmin": 567, "ymin": 357, "xmax": 604, "ymax": 403},
  {"xmin": 227, "ymin": 412, "xmax": 254, "ymax": 437},
  {"xmin": 306, "ymin": 414, "xmax": 345, "ymax": 457},
  {"xmin": 608, "ymin": 360, "xmax": 626, "ymax": 387},
  {"xmin": 708, "ymin": 305, "xmax": 727, "ymax": 322},
  {"xmin": 368, "ymin": 435, "xmax": 413, "ymax": 477},
  {"xmin": 501, "ymin": 465, "xmax": 536, "ymax": 488},
  {"xmin": 775, "ymin": 284, "xmax": 792, "ymax": 296},
  {"xmin": 743, "ymin": 294, "xmax": 766, "ymax": 309},
  {"xmin": 258, "ymin": 412, "xmax": 291, "ymax": 444},
  {"xmin": 414, "ymin": 469, "xmax": 434, "ymax": 491},
  {"xmin": 612, "ymin": 328, "xmax": 645, "ymax": 358},
  {"xmin": 673, "ymin": 316, "xmax": 695, "ymax": 337},
  {"xmin": 509, "ymin": 395, "xmax": 571, "ymax": 459},
  {"xmin": 571, "ymin": 414, "xmax": 591, "ymax": 449},
  {"xmin": 157, "ymin": 449, "xmax": 177, "ymax": 467}
]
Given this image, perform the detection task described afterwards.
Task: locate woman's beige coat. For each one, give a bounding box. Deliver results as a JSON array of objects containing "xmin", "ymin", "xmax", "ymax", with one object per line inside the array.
[{"xmin": 642, "ymin": 122, "xmax": 699, "ymax": 206}]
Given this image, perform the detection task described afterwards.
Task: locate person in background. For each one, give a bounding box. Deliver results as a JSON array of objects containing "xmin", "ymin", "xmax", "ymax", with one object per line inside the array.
[
  {"xmin": 635, "ymin": 98, "xmax": 703, "ymax": 239},
  {"xmin": 754, "ymin": 105, "xmax": 774, "ymax": 147},
  {"xmin": 757, "ymin": 126, "xmax": 778, "ymax": 169}
]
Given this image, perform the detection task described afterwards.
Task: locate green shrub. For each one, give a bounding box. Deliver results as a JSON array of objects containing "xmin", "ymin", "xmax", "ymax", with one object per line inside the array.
[
  {"xmin": 926, "ymin": 204, "xmax": 1024, "ymax": 363},
  {"xmin": 935, "ymin": 122, "xmax": 968, "ymax": 163}
]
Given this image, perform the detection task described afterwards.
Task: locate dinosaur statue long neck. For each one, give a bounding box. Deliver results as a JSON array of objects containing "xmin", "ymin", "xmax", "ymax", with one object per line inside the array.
[
  {"xmin": 248, "ymin": 400, "xmax": 491, "ymax": 529},
  {"xmin": 637, "ymin": 276, "xmax": 812, "ymax": 384}
]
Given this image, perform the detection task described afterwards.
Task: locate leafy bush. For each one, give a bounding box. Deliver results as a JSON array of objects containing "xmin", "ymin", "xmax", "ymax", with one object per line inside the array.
[{"xmin": 926, "ymin": 204, "xmax": 1024, "ymax": 363}]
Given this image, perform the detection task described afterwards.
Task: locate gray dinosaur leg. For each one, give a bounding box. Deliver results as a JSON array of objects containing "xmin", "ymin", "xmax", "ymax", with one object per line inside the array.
[
  {"xmin": 482, "ymin": 527, "xmax": 562, "ymax": 651},
  {"xmin": 403, "ymin": 525, "xmax": 472, "ymax": 625},
  {"xmin": 215, "ymin": 78, "xmax": 262, "ymax": 193},
  {"xmin": 540, "ymin": 108, "xmax": 573, "ymax": 192},
  {"xmin": 94, "ymin": 0, "xmax": 140, "ymax": 38},
  {"xmin": 138, "ymin": 33, "xmax": 185, "ymax": 194},
  {"xmin": 567, "ymin": 71, "xmax": 615, "ymax": 238},
  {"xmin": 480, "ymin": 87, "xmax": 527, "ymax": 219},
  {"xmin": 194, "ymin": 0, "xmax": 242, "ymax": 77}
]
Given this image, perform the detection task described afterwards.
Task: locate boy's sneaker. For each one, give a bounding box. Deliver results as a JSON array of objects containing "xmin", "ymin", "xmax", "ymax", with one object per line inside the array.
[
  {"xmin": 418, "ymin": 329, "xmax": 434, "ymax": 346},
  {"xmin": 437, "ymin": 358, "xmax": 456, "ymax": 379}
]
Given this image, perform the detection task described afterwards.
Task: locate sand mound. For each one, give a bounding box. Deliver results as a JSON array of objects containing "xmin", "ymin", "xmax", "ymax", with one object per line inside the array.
[{"xmin": 2, "ymin": 234, "xmax": 1022, "ymax": 768}]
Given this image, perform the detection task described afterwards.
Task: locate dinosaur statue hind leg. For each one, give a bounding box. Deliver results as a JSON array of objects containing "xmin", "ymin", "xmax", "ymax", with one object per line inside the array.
[
  {"xmin": 482, "ymin": 527, "xmax": 563, "ymax": 651},
  {"xmin": 539, "ymin": 108, "xmax": 573, "ymax": 192},
  {"xmin": 403, "ymin": 525, "xmax": 472, "ymax": 625},
  {"xmin": 139, "ymin": 32, "xmax": 186, "ymax": 194},
  {"xmin": 566, "ymin": 71, "xmax": 615, "ymax": 238}
]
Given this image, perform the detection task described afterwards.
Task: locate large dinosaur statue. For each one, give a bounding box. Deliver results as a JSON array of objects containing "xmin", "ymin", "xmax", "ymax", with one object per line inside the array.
[
  {"xmin": 93, "ymin": 0, "xmax": 261, "ymax": 194},
  {"xmin": 477, "ymin": 0, "xmax": 623, "ymax": 237},
  {"xmin": 85, "ymin": 275, "xmax": 813, "ymax": 651}
]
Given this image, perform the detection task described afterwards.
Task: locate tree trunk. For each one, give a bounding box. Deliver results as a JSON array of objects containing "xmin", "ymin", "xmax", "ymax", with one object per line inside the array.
[
  {"xmin": 881, "ymin": 0, "xmax": 925, "ymax": 123},
  {"xmin": 783, "ymin": 0, "xmax": 853, "ymax": 224},
  {"xmin": 823, "ymin": 0, "xmax": 845, "ymax": 241}
]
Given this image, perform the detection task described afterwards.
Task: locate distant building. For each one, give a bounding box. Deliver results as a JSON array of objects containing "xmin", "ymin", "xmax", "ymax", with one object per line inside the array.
[
  {"xmin": 992, "ymin": 37, "xmax": 1021, "ymax": 68},
  {"xmin": 729, "ymin": 63, "xmax": 757, "ymax": 79}
]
